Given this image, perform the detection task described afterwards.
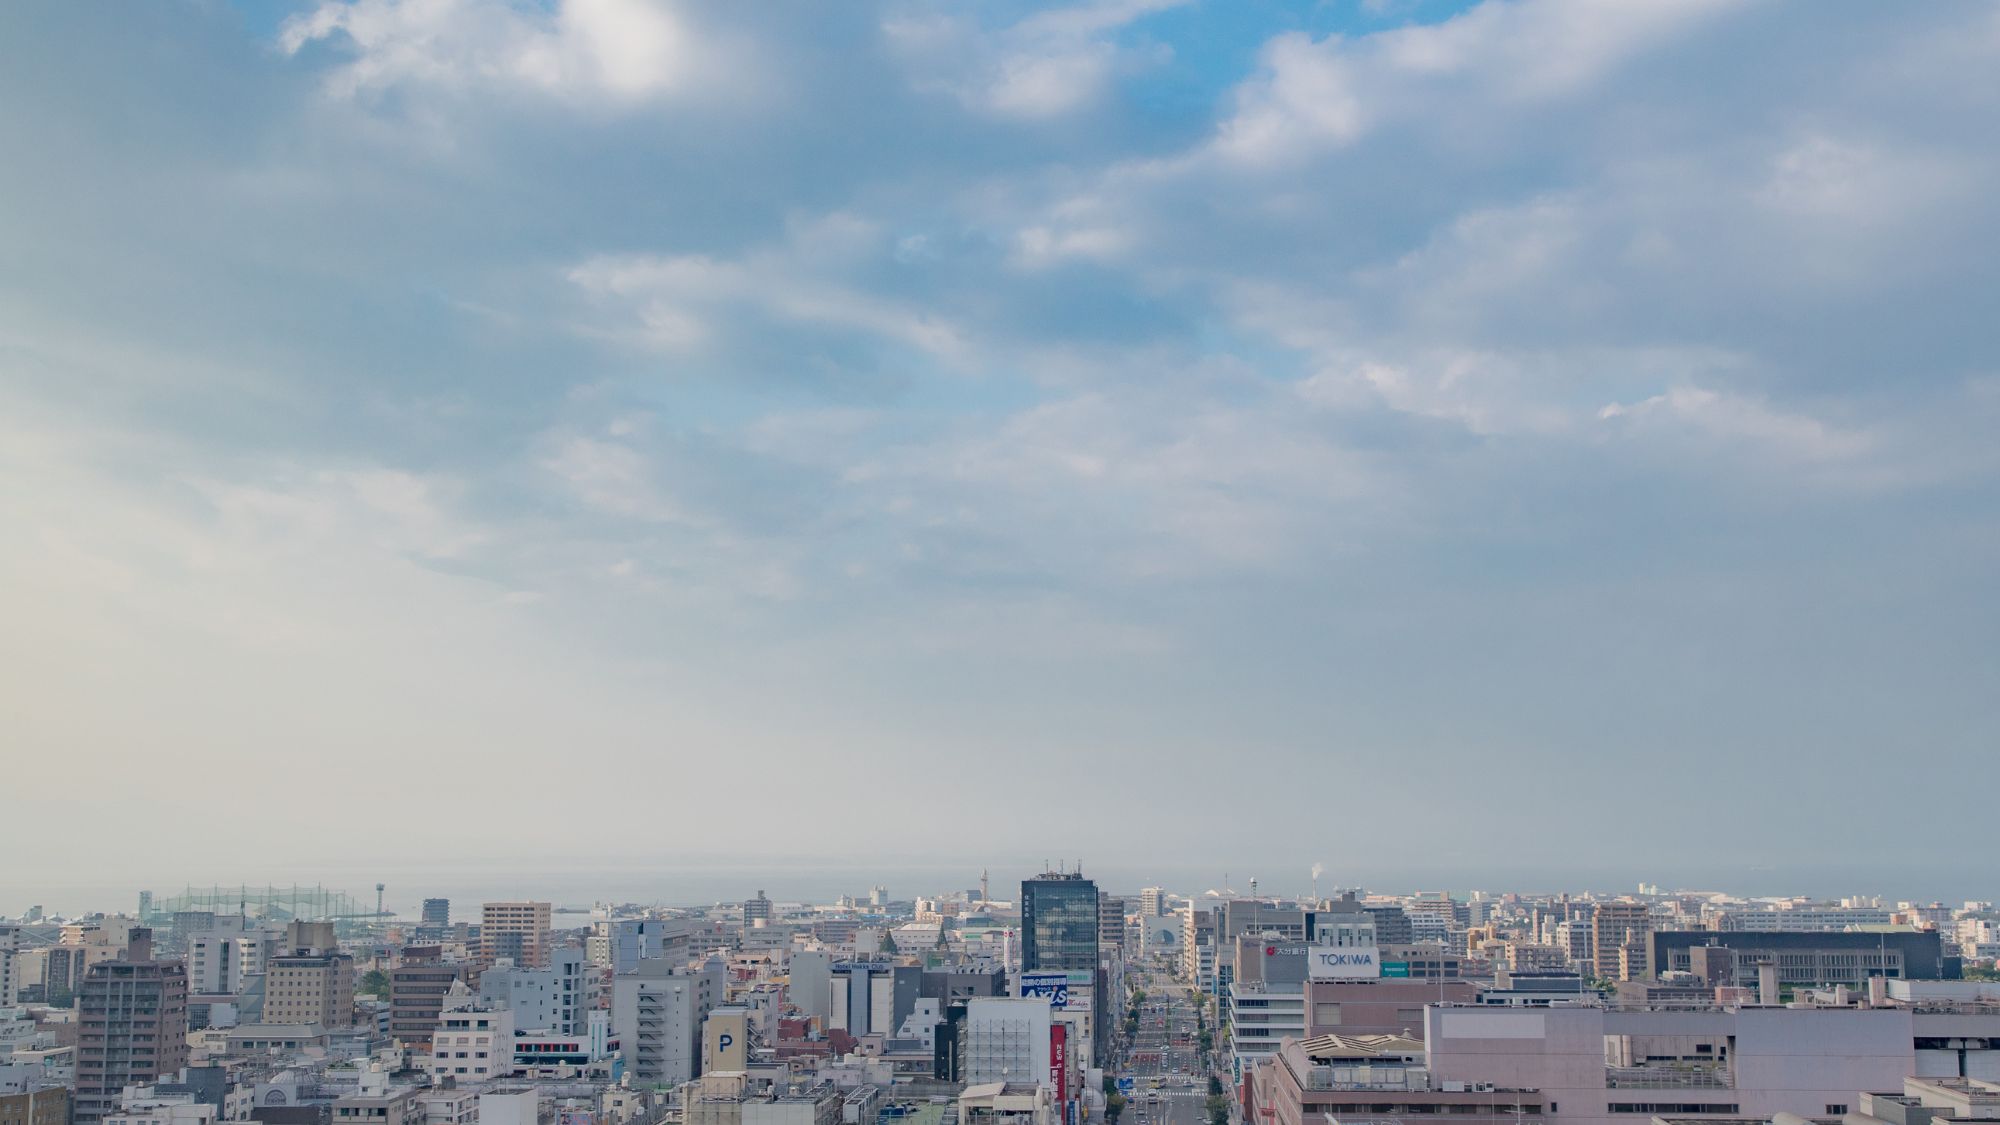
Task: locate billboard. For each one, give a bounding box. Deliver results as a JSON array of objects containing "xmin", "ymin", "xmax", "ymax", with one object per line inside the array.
[
  {"xmin": 1049, "ymin": 1021, "xmax": 1069, "ymax": 1094},
  {"xmin": 1021, "ymin": 971, "xmax": 1072, "ymax": 1009},
  {"xmin": 704, "ymin": 1009, "xmax": 748, "ymax": 1072},
  {"xmin": 1305, "ymin": 944, "xmax": 1381, "ymax": 980},
  {"xmin": 1380, "ymin": 961, "xmax": 1410, "ymax": 978}
]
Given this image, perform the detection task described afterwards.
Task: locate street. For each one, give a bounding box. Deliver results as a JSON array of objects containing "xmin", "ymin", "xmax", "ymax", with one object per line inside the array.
[{"xmin": 1117, "ymin": 953, "xmax": 1220, "ymax": 1125}]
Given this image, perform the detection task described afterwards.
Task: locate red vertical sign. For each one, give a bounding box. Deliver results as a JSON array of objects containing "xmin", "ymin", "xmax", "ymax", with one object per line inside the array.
[{"xmin": 1049, "ymin": 1021, "xmax": 1068, "ymax": 1096}]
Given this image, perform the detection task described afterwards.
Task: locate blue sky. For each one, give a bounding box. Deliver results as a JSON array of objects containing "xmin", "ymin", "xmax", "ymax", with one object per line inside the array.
[{"xmin": 2, "ymin": 0, "xmax": 1997, "ymax": 903}]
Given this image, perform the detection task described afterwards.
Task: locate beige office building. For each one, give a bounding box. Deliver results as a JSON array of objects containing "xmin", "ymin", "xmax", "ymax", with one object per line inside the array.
[
  {"xmin": 263, "ymin": 921, "xmax": 356, "ymax": 1028},
  {"xmin": 481, "ymin": 902, "xmax": 553, "ymax": 970},
  {"xmin": 1590, "ymin": 901, "xmax": 1652, "ymax": 982}
]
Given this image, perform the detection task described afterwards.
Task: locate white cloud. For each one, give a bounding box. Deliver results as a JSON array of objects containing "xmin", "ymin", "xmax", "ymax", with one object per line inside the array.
[
  {"xmin": 281, "ymin": 0, "xmax": 717, "ymax": 104},
  {"xmin": 539, "ymin": 432, "xmax": 692, "ymax": 524},
  {"xmin": 1212, "ymin": 0, "xmax": 1744, "ymax": 164},
  {"xmin": 567, "ymin": 221, "xmax": 970, "ymax": 363},
  {"xmin": 1597, "ymin": 385, "xmax": 1874, "ymax": 463},
  {"xmin": 886, "ymin": 0, "xmax": 1185, "ymax": 120}
]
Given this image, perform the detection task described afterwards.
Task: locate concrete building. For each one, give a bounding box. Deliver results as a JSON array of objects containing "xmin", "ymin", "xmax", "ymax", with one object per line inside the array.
[
  {"xmin": 593, "ymin": 919, "xmax": 692, "ymax": 976},
  {"xmin": 1591, "ymin": 902, "xmax": 1653, "ymax": 982},
  {"xmin": 513, "ymin": 1009, "xmax": 615, "ymax": 1071},
  {"xmin": 613, "ymin": 958, "xmax": 726, "ymax": 1089},
  {"xmin": 684, "ymin": 1077, "xmax": 845, "ymax": 1125},
  {"xmin": 421, "ymin": 901, "xmax": 450, "ymax": 929},
  {"xmin": 1181, "ymin": 908, "xmax": 1216, "ymax": 993},
  {"xmin": 101, "ymin": 1087, "xmax": 219, "ymax": 1125},
  {"xmin": 480, "ymin": 946, "xmax": 591, "ymax": 1036},
  {"xmin": 0, "ymin": 1088, "xmax": 70, "ymax": 1125},
  {"xmin": 743, "ymin": 893, "xmax": 773, "ymax": 928},
  {"xmin": 1021, "ymin": 874, "xmax": 1099, "ymax": 974},
  {"xmin": 787, "ymin": 952, "xmax": 833, "ymax": 1027},
  {"xmin": 263, "ymin": 923, "xmax": 355, "ymax": 1030},
  {"xmin": 480, "ymin": 903, "xmax": 552, "ymax": 970},
  {"xmin": 427, "ymin": 983, "xmax": 516, "ymax": 1083},
  {"xmin": 922, "ymin": 967, "xmax": 1008, "ymax": 1004},
  {"xmin": 186, "ymin": 920, "xmax": 272, "ymax": 997},
  {"xmin": 332, "ymin": 1083, "xmax": 423, "ymax": 1125},
  {"xmin": 1650, "ymin": 930, "xmax": 1948, "ymax": 987},
  {"xmin": 1711, "ymin": 904, "xmax": 1898, "ymax": 932},
  {"xmin": 0, "ymin": 927, "xmax": 16, "ymax": 1008},
  {"xmin": 388, "ymin": 958, "xmax": 469, "ymax": 1048},
  {"xmin": 476, "ymin": 1090, "xmax": 538, "ymax": 1125},
  {"xmin": 1098, "ymin": 895, "xmax": 1127, "ymax": 956},
  {"xmin": 957, "ymin": 998, "xmax": 1054, "ymax": 1087},
  {"xmin": 74, "ymin": 931, "xmax": 189, "ymax": 1125},
  {"xmin": 1423, "ymin": 1000, "xmax": 2000, "ymax": 1125},
  {"xmin": 1247, "ymin": 1033, "xmax": 1539, "ymax": 1125},
  {"xmin": 1138, "ymin": 890, "xmax": 1168, "ymax": 919},
  {"xmin": 828, "ymin": 963, "xmax": 919, "ymax": 1038}
]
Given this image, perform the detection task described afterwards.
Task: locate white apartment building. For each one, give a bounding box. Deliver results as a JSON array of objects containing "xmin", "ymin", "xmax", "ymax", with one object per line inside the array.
[
  {"xmin": 104, "ymin": 1088, "xmax": 219, "ymax": 1125},
  {"xmin": 428, "ymin": 984, "xmax": 516, "ymax": 1083},
  {"xmin": 1709, "ymin": 905, "xmax": 1898, "ymax": 931},
  {"xmin": 417, "ymin": 1088, "xmax": 478, "ymax": 1125},
  {"xmin": 187, "ymin": 922, "xmax": 276, "ymax": 996}
]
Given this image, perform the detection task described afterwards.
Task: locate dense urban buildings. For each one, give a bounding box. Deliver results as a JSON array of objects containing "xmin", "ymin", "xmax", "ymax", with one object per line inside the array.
[{"xmin": 5, "ymin": 874, "xmax": 1998, "ymax": 1125}]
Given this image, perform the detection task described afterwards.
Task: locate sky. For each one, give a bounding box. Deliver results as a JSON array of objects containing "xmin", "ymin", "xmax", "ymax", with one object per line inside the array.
[{"xmin": 2, "ymin": 0, "xmax": 1998, "ymax": 913}]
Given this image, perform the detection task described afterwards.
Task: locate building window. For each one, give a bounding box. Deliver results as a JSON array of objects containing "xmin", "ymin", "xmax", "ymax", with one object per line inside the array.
[{"xmin": 1827, "ymin": 1107, "xmax": 1848, "ymax": 1116}]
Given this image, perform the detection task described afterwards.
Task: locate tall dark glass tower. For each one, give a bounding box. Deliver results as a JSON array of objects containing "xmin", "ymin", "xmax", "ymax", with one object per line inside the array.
[{"xmin": 1021, "ymin": 871, "xmax": 1100, "ymax": 972}]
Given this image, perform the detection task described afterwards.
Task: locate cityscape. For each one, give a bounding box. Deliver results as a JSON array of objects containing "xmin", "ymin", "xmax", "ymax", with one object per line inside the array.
[
  {"xmin": 7, "ymin": 876, "xmax": 2000, "ymax": 1125},
  {"xmin": 5, "ymin": 4, "xmax": 1999, "ymax": 1125}
]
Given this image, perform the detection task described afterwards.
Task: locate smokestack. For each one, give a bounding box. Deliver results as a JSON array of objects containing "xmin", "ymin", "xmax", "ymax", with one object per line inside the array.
[{"xmin": 1758, "ymin": 964, "xmax": 1780, "ymax": 1006}]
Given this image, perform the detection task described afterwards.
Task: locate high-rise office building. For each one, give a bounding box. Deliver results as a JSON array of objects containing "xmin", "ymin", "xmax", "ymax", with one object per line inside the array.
[
  {"xmin": 74, "ymin": 930, "xmax": 188, "ymax": 1125},
  {"xmin": 1098, "ymin": 894, "xmax": 1128, "ymax": 954},
  {"xmin": 743, "ymin": 891, "xmax": 772, "ymax": 927},
  {"xmin": 1021, "ymin": 872, "xmax": 1100, "ymax": 973},
  {"xmin": 422, "ymin": 899, "xmax": 451, "ymax": 928},
  {"xmin": 481, "ymin": 902, "xmax": 552, "ymax": 969}
]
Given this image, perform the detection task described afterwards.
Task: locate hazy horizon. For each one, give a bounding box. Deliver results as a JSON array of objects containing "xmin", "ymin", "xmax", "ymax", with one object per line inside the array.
[{"xmin": 7, "ymin": 857, "xmax": 1994, "ymax": 920}]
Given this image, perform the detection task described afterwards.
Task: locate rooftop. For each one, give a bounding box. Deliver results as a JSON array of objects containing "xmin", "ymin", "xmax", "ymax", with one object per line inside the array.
[{"xmin": 1297, "ymin": 1034, "xmax": 1425, "ymax": 1062}]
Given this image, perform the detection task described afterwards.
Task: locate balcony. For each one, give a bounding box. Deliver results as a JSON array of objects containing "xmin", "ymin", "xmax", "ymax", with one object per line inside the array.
[{"xmin": 1603, "ymin": 1066, "xmax": 1732, "ymax": 1090}]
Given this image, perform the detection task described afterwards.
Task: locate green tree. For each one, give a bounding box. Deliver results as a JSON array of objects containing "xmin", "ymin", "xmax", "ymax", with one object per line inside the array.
[
  {"xmin": 1205, "ymin": 1096, "xmax": 1229, "ymax": 1125},
  {"xmin": 879, "ymin": 931, "xmax": 899, "ymax": 955},
  {"xmin": 1207, "ymin": 1077, "xmax": 1222, "ymax": 1097},
  {"xmin": 358, "ymin": 969, "xmax": 390, "ymax": 999}
]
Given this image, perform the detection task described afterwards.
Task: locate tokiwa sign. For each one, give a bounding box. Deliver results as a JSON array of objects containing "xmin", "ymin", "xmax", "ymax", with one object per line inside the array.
[{"xmin": 1305, "ymin": 944, "xmax": 1381, "ymax": 979}]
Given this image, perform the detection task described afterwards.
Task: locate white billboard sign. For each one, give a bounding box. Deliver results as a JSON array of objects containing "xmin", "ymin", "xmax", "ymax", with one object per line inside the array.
[{"xmin": 1306, "ymin": 944, "xmax": 1381, "ymax": 980}]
